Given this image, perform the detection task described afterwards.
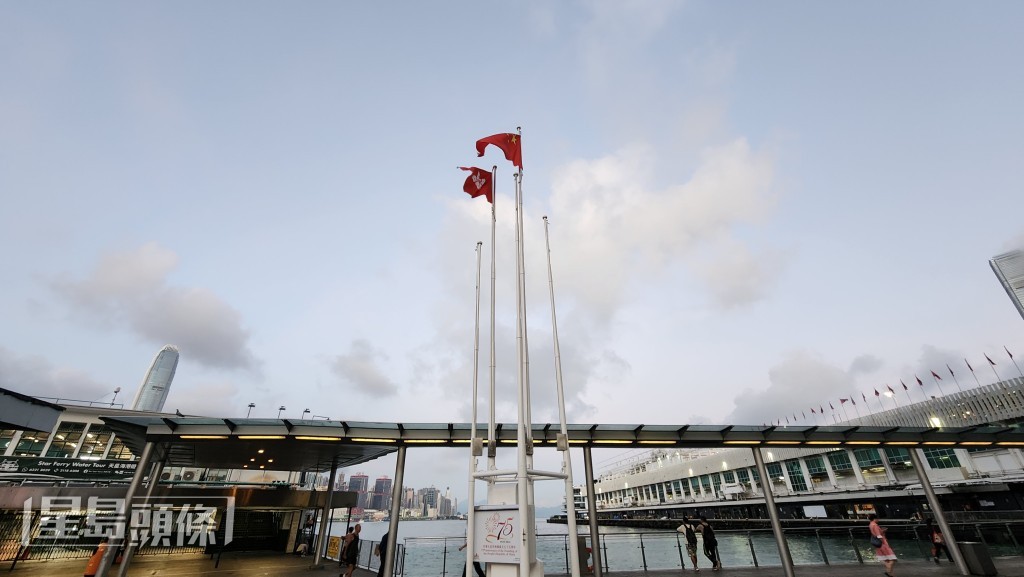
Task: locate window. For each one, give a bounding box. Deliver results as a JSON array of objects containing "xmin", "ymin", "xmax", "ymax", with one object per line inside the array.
[
  {"xmin": 690, "ymin": 478, "xmax": 701, "ymax": 495},
  {"xmin": 14, "ymin": 431, "xmax": 50, "ymax": 456},
  {"xmin": 736, "ymin": 469, "xmax": 750, "ymax": 484},
  {"xmin": 853, "ymin": 447, "xmax": 883, "ymax": 468},
  {"xmin": 884, "ymin": 447, "xmax": 913, "ymax": 470},
  {"xmin": 46, "ymin": 422, "xmax": 87, "ymax": 458},
  {"xmin": 79, "ymin": 425, "xmax": 114, "ymax": 459},
  {"xmin": 923, "ymin": 448, "xmax": 961, "ymax": 469},
  {"xmin": 766, "ymin": 462, "xmax": 783, "ymax": 481},
  {"xmin": 700, "ymin": 474, "xmax": 712, "ymax": 493},
  {"xmin": 0, "ymin": 430, "xmax": 17, "ymax": 455},
  {"xmin": 106, "ymin": 435, "xmax": 136, "ymax": 460},
  {"xmin": 805, "ymin": 456, "xmax": 827, "ymax": 474},
  {"xmin": 723, "ymin": 470, "xmax": 736, "ymax": 483},
  {"xmin": 827, "ymin": 451, "xmax": 853, "ymax": 471},
  {"xmin": 785, "ymin": 460, "xmax": 808, "ymax": 492}
]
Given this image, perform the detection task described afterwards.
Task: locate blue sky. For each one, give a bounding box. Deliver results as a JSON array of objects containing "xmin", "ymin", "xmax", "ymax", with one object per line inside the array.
[{"xmin": 2, "ymin": 1, "xmax": 1022, "ymax": 507}]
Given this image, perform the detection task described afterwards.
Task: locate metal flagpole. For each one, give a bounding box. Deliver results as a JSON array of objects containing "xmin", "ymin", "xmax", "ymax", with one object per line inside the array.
[
  {"xmin": 931, "ymin": 372, "xmax": 946, "ymax": 396},
  {"xmin": 488, "ymin": 167, "xmax": 497, "ymax": 471},
  {"xmin": 1008, "ymin": 347, "xmax": 1024, "ymax": 378},
  {"xmin": 513, "ymin": 160, "xmax": 532, "ymax": 577},
  {"xmin": 986, "ymin": 354, "xmax": 1001, "ymax": 383},
  {"xmin": 466, "ymin": 242, "xmax": 483, "ymax": 577},
  {"xmin": 851, "ymin": 397, "xmax": 862, "ymax": 421},
  {"xmin": 901, "ymin": 381, "xmax": 913, "ymax": 405},
  {"xmin": 966, "ymin": 358, "xmax": 981, "ymax": 388},
  {"xmin": 515, "ymin": 128, "xmax": 536, "ymax": 474},
  {"xmin": 947, "ymin": 364, "xmax": 963, "ymax": 393},
  {"xmin": 840, "ymin": 400, "xmax": 850, "ymax": 422},
  {"xmin": 543, "ymin": 216, "xmax": 581, "ymax": 577}
]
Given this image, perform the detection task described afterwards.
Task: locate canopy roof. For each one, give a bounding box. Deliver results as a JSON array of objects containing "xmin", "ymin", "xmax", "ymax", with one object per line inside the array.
[{"xmin": 100, "ymin": 416, "xmax": 1024, "ymax": 473}]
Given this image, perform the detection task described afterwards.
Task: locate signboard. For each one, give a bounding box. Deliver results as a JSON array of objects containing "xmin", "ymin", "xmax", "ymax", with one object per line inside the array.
[
  {"xmin": 0, "ymin": 457, "xmax": 138, "ymax": 479},
  {"xmin": 473, "ymin": 508, "xmax": 521, "ymax": 563},
  {"xmin": 326, "ymin": 535, "xmax": 342, "ymax": 559}
]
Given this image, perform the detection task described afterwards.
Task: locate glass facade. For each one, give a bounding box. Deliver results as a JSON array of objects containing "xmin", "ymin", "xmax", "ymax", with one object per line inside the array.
[
  {"xmin": 923, "ymin": 447, "xmax": 961, "ymax": 469},
  {"xmin": 14, "ymin": 431, "xmax": 50, "ymax": 456},
  {"xmin": 785, "ymin": 460, "xmax": 808, "ymax": 491},
  {"xmin": 45, "ymin": 422, "xmax": 86, "ymax": 458}
]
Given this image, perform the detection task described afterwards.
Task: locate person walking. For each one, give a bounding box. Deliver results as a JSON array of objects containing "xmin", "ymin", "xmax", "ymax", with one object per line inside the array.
[
  {"xmin": 375, "ymin": 531, "xmax": 389, "ymax": 577},
  {"xmin": 458, "ymin": 540, "xmax": 486, "ymax": 577},
  {"xmin": 697, "ymin": 517, "xmax": 721, "ymax": 571},
  {"xmin": 676, "ymin": 516, "xmax": 701, "ymax": 571},
  {"xmin": 925, "ymin": 519, "xmax": 953, "ymax": 564},
  {"xmin": 83, "ymin": 538, "xmax": 109, "ymax": 577},
  {"xmin": 868, "ymin": 513, "xmax": 897, "ymax": 577},
  {"xmin": 340, "ymin": 523, "xmax": 361, "ymax": 577}
]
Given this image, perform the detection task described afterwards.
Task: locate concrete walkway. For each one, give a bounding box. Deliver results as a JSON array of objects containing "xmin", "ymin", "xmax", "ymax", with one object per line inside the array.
[{"xmin": 5, "ymin": 552, "xmax": 1024, "ymax": 577}]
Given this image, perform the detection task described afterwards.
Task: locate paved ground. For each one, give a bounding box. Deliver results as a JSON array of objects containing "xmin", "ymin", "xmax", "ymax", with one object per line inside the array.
[{"xmin": 4, "ymin": 552, "xmax": 1024, "ymax": 577}]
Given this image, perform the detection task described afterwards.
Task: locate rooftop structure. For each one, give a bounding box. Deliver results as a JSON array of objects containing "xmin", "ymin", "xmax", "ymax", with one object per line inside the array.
[{"xmin": 991, "ymin": 249, "xmax": 1024, "ymax": 321}]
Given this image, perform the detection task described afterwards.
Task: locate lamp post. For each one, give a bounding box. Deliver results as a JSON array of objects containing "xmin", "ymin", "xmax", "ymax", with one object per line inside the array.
[
  {"xmin": 111, "ymin": 387, "xmax": 121, "ymax": 407},
  {"xmin": 302, "ymin": 408, "xmax": 310, "ymax": 419},
  {"xmin": 277, "ymin": 405, "xmax": 286, "ymax": 419},
  {"xmin": 246, "ymin": 403, "xmax": 256, "ymax": 418}
]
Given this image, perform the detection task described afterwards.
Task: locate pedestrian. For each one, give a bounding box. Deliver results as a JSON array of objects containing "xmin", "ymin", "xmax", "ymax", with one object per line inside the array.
[
  {"xmin": 676, "ymin": 516, "xmax": 700, "ymax": 571},
  {"xmin": 868, "ymin": 513, "xmax": 897, "ymax": 577},
  {"xmin": 83, "ymin": 538, "xmax": 109, "ymax": 577},
  {"xmin": 340, "ymin": 523, "xmax": 361, "ymax": 577},
  {"xmin": 696, "ymin": 517, "xmax": 721, "ymax": 571},
  {"xmin": 925, "ymin": 519, "xmax": 953, "ymax": 564},
  {"xmin": 374, "ymin": 531, "xmax": 389, "ymax": 577},
  {"xmin": 458, "ymin": 540, "xmax": 486, "ymax": 577}
]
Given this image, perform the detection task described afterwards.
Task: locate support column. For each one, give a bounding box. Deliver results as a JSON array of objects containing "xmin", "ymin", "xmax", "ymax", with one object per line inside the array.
[
  {"xmin": 752, "ymin": 447, "xmax": 795, "ymax": 577},
  {"xmin": 798, "ymin": 458, "xmax": 814, "ymax": 493},
  {"xmin": 583, "ymin": 446, "xmax": 603, "ymax": 577},
  {"xmin": 116, "ymin": 459, "xmax": 165, "ymax": 577},
  {"xmin": 847, "ymin": 449, "xmax": 866, "ymax": 485},
  {"xmin": 909, "ymin": 448, "xmax": 969, "ymax": 576},
  {"xmin": 821, "ymin": 453, "xmax": 839, "ymax": 488},
  {"xmin": 95, "ymin": 441, "xmax": 155, "ymax": 577},
  {"xmin": 312, "ymin": 458, "xmax": 339, "ymax": 567},
  {"xmin": 878, "ymin": 448, "xmax": 898, "ymax": 484},
  {"xmin": 383, "ymin": 447, "xmax": 406, "ymax": 577}
]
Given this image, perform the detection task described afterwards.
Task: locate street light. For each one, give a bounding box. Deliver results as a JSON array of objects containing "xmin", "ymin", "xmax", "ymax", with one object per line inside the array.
[
  {"xmin": 277, "ymin": 405, "xmax": 286, "ymax": 419},
  {"xmin": 301, "ymin": 408, "xmax": 311, "ymax": 419},
  {"xmin": 246, "ymin": 403, "xmax": 256, "ymax": 418},
  {"xmin": 110, "ymin": 387, "xmax": 121, "ymax": 407}
]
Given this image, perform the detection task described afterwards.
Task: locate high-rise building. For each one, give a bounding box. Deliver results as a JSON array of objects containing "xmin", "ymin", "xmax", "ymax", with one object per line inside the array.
[
  {"xmin": 349, "ymin": 473, "xmax": 369, "ymax": 511},
  {"xmin": 370, "ymin": 476, "xmax": 393, "ymax": 511},
  {"xmin": 131, "ymin": 345, "xmax": 179, "ymax": 412},
  {"xmin": 991, "ymin": 250, "xmax": 1024, "ymax": 321}
]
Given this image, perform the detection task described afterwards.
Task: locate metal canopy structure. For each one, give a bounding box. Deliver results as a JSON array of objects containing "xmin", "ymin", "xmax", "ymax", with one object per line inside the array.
[
  {"xmin": 101, "ymin": 416, "xmax": 1024, "ymax": 472},
  {"xmin": 0, "ymin": 387, "xmax": 64, "ymax": 432}
]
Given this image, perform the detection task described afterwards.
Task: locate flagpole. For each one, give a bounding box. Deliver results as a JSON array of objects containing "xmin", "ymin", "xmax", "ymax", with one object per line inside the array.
[
  {"xmin": 851, "ymin": 398, "xmax": 862, "ymax": 421},
  {"xmin": 947, "ymin": 364, "xmax": 964, "ymax": 393},
  {"xmin": 488, "ymin": 167, "xmax": 497, "ymax": 471},
  {"xmin": 841, "ymin": 402, "xmax": 850, "ymax": 422},
  {"xmin": 967, "ymin": 358, "xmax": 981, "ymax": 388},
  {"xmin": 466, "ymin": 241, "xmax": 482, "ymax": 577},
  {"xmin": 901, "ymin": 382, "xmax": 913, "ymax": 405},
  {"xmin": 916, "ymin": 377, "xmax": 929, "ymax": 402},
  {"xmin": 987, "ymin": 355, "xmax": 1001, "ymax": 383},
  {"xmin": 888, "ymin": 389, "xmax": 899, "ymax": 411},
  {"xmin": 515, "ymin": 167, "xmax": 536, "ymax": 467},
  {"xmin": 930, "ymin": 373, "xmax": 945, "ymax": 396},
  {"xmin": 542, "ymin": 216, "xmax": 581, "ymax": 577},
  {"xmin": 1008, "ymin": 347, "xmax": 1024, "ymax": 378},
  {"xmin": 512, "ymin": 161, "xmax": 531, "ymax": 577}
]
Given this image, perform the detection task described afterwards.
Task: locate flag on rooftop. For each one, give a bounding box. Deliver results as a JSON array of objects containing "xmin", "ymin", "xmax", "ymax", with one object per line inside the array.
[
  {"xmin": 886, "ymin": 384, "xmax": 894, "ymax": 394},
  {"xmin": 861, "ymin": 392, "xmax": 867, "ymax": 402},
  {"xmin": 829, "ymin": 402, "xmax": 834, "ymax": 410},
  {"xmin": 901, "ymin": 380, "xmax": 908, "ymax": 390},
  {"xmin": 458, "ymin": 167, "xmax": 493, "ymax": 203},
  {"xmin": 1006, "ymin": 346, "xmax": 1015, "ymax": 360},
  {"xmin": 966, "ymin": 358, "xmax": 975, "ymax": 372},
  {"xmin": 874, "ymin": 388, "xmax": 880, "ymax": 397},
  {"xmin": 931, "ymin": 370, "xmax": 942, "ymax": 380},
  {"xmin": 476, "ymin": 133, "xmax": 522, "ymax": 169},
  {"xmin": 840, "ymin": 398, "xmax": 848, "ymax": 405},
  {"xmin": 947, "ymin": 364, "xmax": 955, "ymax": 377},
  {"xmin": 916, "ymin": 375, "xmax": 924, "ymax": 386},
  {"xmin": 986, "ymin": 353, "xmax": 997, "ymax": 366}
]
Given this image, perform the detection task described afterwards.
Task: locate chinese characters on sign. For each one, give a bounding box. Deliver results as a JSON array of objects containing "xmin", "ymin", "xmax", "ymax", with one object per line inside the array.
[
  {"xmin": 23, "ymin": 496, "xmax": 234, "ymax": 548},
  {"xmin": 473, "ymin": 509, "xmax": 521, "ymax": 563}
]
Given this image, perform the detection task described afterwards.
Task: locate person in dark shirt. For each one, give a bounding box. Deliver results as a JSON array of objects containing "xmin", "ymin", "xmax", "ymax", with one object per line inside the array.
[{"xmin": 697, "ymin": 517, "xmax": 721, "ymax": 571}]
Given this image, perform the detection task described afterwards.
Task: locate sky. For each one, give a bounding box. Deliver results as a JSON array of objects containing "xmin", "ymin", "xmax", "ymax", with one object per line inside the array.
[{"xmin": 2, "ymin": 1, "xmax": 1023, "ymax": 509}]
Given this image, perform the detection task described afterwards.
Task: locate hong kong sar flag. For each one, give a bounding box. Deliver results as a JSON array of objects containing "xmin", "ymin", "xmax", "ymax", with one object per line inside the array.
[{"xmin": 459, "ymin": 167, "xmax": 493, "ymax": 203}]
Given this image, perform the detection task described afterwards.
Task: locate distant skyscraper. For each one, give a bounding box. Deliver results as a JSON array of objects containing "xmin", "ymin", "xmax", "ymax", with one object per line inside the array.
[
  {"xmin": 991, "ymin": 250, "xmax": 1024, "ymax": 321},
  {"xmin": 370, "ymin": 476, "xmax": 393, "ymax": 510},
  {"xmin": 131, "ymin": 345, "xmax": 179, "ymax": 412}
]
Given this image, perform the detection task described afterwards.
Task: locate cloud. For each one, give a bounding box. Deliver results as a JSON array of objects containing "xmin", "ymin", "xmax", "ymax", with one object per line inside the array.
[
  {"xmin": 849, "ymin": 354, "xmax": 884, "ymax": 376},
  {"xmin": 165, "ymin": 380, "xmax": 241, "ymax": 418},
  {"xmin": 725, "ymin": 351, "xmax": 855, "ymax": 425},
  {"xmin": 329, "ymin": 339, "xmax": 399, "ymax": 397},
  {"xmin": 49, "ymin": 243, "xmax": 257, "ymax": 371},
  {"xmin": 0, "ymin": 347, "xmax": 111, "ymax": 402}
]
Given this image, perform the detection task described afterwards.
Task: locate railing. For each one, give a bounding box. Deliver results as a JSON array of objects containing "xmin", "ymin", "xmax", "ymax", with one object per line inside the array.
[
  {"xmin": 323, "ymin": 537, "xmax": 405, "ymax": 576},
  {"xmin": 399, "ymin": 522, "xmax": 1024, "ymax": 577}
]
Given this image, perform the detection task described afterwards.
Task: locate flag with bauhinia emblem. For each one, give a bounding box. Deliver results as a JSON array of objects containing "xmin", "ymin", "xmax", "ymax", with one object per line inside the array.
[{"xmin": 458, "ymin": 167, "xmax": 493, "ymax": 203}]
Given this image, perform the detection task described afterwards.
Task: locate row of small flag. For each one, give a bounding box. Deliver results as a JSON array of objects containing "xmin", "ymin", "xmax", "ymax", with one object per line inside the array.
[{"xmin": 766, "ymin": 347, "xmax": 1022, "ymax": 427}]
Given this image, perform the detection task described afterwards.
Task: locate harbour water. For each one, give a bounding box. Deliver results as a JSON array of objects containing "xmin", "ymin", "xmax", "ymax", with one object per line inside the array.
[{"xmin": 316, "ymin": 518, "xmax": 1018, "ymax": 576}]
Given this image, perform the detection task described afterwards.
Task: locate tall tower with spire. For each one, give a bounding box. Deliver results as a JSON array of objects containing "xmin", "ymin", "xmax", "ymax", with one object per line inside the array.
[{"xmin": 131, "ymin": 345, "xmax": 179, "ymax": 412}]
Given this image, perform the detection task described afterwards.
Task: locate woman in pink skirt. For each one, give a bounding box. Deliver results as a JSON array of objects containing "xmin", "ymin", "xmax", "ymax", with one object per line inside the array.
[{"xmin": 869, "ymin": 513, "xmax": 897, "ymax": 577}]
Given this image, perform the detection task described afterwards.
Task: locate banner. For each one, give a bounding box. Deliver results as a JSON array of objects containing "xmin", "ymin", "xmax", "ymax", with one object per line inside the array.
[
  {"xmin": 0, "ymin": 456, "xmax": 138, "ymax": 479},
  {"xmin": 473, "ymin": 508, "xmax": 521, "ymax": 563}
]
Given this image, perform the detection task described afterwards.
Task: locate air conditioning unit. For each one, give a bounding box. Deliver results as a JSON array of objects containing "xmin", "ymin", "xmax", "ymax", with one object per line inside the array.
[
  {"xmin": 160, "ymin": 472, "xmax": 172, "ymax": 481},
  {"xmin": 179, "ymin": 467, "xmax": 205, "ymax": 482}
]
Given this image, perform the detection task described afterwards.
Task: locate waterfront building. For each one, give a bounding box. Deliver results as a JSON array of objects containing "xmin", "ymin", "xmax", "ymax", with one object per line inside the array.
[
  {"xmin": 584, "ymin": 378, "xmax": 1024, "ymax": 520},
  {"xmin": 371, "ymin": 475, "xmax": 393, "ymax": 510},
  {"xmin": 991, "ymin": 249, "xmax": 1024, "ymax": 321},
  {"xmin": 130, "ymin": 345, "xmax": 179, "ymax": 412}
]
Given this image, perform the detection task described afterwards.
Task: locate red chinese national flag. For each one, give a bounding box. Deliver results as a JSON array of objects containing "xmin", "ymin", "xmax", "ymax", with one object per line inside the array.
[
  {"xmin": 985, "ymin": 353, "xmax": 997, "ymax": 366},
  {"xmin": 874, "ymin": 388, "xmax": 880, "ymax": 397},
  {"xmin": 840, "ymin": 398, "xmax": 848, "ymax": 405},
  {"xmin": 931, "ymin": 370, "xmax": 942, "ymax": 380},
  {"xmin": 916, "ymin": 375, "xmax": 924, "ymax": 386},
  {"xmin": 476, "ymin": 133, "xmax": 523, "ymax": 169},
  {"xmin": 886, "ymin": 384, "xmax": 894, "ymax": 394},
  {"xmin": 458, "ymin": 167, "xmax": 493, "ymax": 203},
  {"xmin": 901, "ymin": 380, "xmax": 908, "ymax": 391}
]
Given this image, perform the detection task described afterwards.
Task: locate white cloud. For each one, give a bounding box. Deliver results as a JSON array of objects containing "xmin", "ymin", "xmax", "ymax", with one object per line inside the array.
[
  {"xmin": 330, "ymin": 339, "xmax": 399, "ymax": 397},
  {"xmin": 0, "ymin": 347, "xmax": 110, "ymax": 402},
  {"xmin": 49, "ymin": 243, "xmax": 257, "ymax": 371}
]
